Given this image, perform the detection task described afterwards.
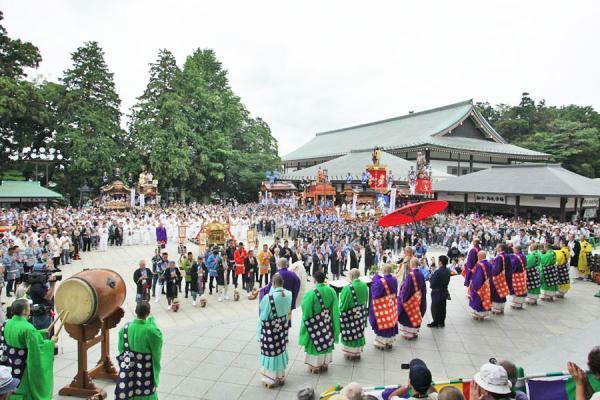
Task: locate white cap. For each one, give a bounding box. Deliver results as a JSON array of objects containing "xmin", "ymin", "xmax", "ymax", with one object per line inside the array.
[{"xmin": 474, "ymin": 363, "xmax": 512, "ymax": 395}]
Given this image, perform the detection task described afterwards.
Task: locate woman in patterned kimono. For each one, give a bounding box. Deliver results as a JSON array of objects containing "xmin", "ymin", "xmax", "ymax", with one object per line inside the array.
[
  {"xmin": 368, "ymin": 264, "xmax": 398, "ymax": 350},
  {"xmin": 257, "ymin": 274, "xmax": 292, "ymax": 388},
  {"xmin": 339, "ymin": 269, "xmax": 369, "ymax": 359},
  {"xmin": 397, "ymin": 258, "xmax": 427, "ymax": 340},
  {"xmin": 299, "ymin": 271, "xmax": 340, "ymax": 374},
  {"xmin": 469, "ymin": 251, "xmax": 492, "ymax": 320},
  {"xmin": 539, "ymin": 244, "xmax": 558, "ymax": 301},
  {"xmin": 555, "ymin": 240, "xmax": 571, "ymax": 298},
  {"xmin": 116, "ymin": 301, "xmax": 163, "ymax": 400},
  {"xmin": 509, "ymin": 245, "xmax": 528, "ymax": 309},
  {"xmin": 525, "ymin": 243, "xmax": 542, "ymax": 305}
]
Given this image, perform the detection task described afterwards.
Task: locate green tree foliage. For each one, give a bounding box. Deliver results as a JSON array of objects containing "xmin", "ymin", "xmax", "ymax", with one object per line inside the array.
[
  {"xmin": 128, "ymin": 49, "xmax": 190, "ymax": 191},
  {"xmin": 0, "ymin": 12, "xmax": 60, "ymax": 177},
  {"xmin": 55, "ymin": 41, "xmax": 124, "ymax": 192},
  {"xmin": 477, "ymin": 93, "xmax": 600, "ymax": 178}
]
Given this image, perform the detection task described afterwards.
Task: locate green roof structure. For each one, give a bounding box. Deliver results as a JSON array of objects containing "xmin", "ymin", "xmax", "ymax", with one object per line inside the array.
[
  {"xmin": 0, "ymin": 181, "xmax": 63, "ymax": 200},
  {"xmin": 282, "ymin": 100, "xmax": 548, "ymax": 162},
  {"xmin": 281, "ymin": 149, "xmax": 451, "ymax": 181}
]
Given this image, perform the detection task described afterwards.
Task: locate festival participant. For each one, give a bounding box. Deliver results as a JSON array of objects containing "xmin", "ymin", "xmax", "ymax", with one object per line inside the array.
[
  {"xmin": 134, "ymin": 260, "xmax": 153, "ymax": 302},
  {"xmin": 508, "ymin": 245, "xmax": 527, "ymax": 309},
  {"xmin": 463, "ymin": 238, "xmax": 481, "ymax": 288},
  {"xmin": 244, "ymin": 249, "xmax": 258, "ymax": 294},
  {"xmin": 577, "ymin": 234, "xmax": 593, "ymax": 280},
  {"xmin": 525, "ymin": 243, "xmax": 542, "ymax": 305},
  {"xmin": 339, "ymin": 268, "xmax": 369, "ymax": 360},
  {"xmin": 206, "ymin": 247, "xmax": 226, "ymax": 301},
  {"xmin": 257, "ymin": 273, "xmax": 292, "ymax": 388},
  {"xmin": 397, "ymin": 246, "xmax": 414, "ymax": 283},
  {"xmin": 115, "ymin": 301, "xmax": 163, "ymax": 400},
  {"xmin": 161, "ymin": 261, "xmax": 181, "ymax": 308},
  {"xmin": 0, "ymin": 299, "xmax": 56, "ymax": 400},
  {"xmin": 180, "ymin": 252, "xmax": 194, "ymax": 298},
  {"xmin": 233, "ymin": 242, "xmax": 248, "ymax": 290},
  {"xmin": 490, "ymin": 243, "xmax": 511, "ymax": 315},
  {"xmin": 398, "ymin": 258, "xmax": 427, "ymax": 340},
  {"xmin": 555, "ymin": 240, "xmax": 571, "ymax": 298},
  {"xmin": 428, "ymin": 255, "xmax": 451, "ymax": 328},
  {"xmin": 257, "ymin": 244, "xmax": 272, "ymax": 288},
  {"xmin": 189, "ymin": 255, "xmax": 207, "ymax": 306},
  {"xmin": 369, "ymin": 264, "xmax": 399, "ymax": 350},
  {"xmin": 299, "ymin": 271, "xmax": 340, "ymax": 374},
  {"xmin": 469, "ymin": 251, "xmax": 492, "ymax": 320},
  {"xmin": 155, "ymin": 222, "xmax": 167, "ymax": 248},
  {"xmin": 259, "ymin": 258, "xmax": 301, "ymax": 311},
  {"xmin": 539, "ymin": 243, "xmax": 558, "ymax": 301}
]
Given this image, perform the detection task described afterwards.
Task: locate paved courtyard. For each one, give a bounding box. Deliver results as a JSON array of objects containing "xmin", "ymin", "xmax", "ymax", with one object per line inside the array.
[{"xmin": 52, "ymin": 243, "xmax": 600, "ymax": 400}]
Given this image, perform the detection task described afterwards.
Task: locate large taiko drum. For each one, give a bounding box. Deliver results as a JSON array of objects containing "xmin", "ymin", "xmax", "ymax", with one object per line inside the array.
[{"xmin": 55, "ymin": 268, "xmax": 126, "ymax": 325}]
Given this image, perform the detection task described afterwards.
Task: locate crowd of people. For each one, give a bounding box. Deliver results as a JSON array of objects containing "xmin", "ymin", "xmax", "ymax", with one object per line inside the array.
[{"xmin": 1, "ymin": 203, "xmax": 600, "ymax": 399}]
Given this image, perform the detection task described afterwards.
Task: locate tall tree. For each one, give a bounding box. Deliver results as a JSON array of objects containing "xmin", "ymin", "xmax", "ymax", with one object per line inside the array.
[
  {"xmin": 0, "ymin": 11, "xmax": 60, "ymax": 178},
  {"xmin": 56, "ymin": 41, "xmax": 124, "ymax": 192},
  {"xmin": 128, "ymin": 49, "xmax": 190, "ymax": 191}
]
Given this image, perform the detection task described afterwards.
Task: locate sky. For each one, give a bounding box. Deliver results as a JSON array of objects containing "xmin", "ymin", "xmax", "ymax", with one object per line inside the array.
[{"xmin": 3, "ymin": 0, "xmax": 600, "ymax": 156}]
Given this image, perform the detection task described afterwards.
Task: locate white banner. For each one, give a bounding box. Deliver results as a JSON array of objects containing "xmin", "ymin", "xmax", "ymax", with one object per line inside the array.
[
  {"xmin": 130, "ymin": 188, "xmax": 136, "ymax": 208},
  {"xmin": 389, "ymin": 187, "xmax": 397, "ymax": 213},
  {"xmin": 139, "ymin": 193, "xmax": 145, "ymax": 208},
  {"xmin": 351, "ymin": 193, "xmax": 358, "ymax": 218}
]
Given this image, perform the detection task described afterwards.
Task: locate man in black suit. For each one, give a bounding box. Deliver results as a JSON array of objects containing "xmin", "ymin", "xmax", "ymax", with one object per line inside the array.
[
  {"xmin": 428, "ymin": 255, "xmax": 451, "ymax": 328},
  {"xmin": 349, "ymin": 244, "xmax": 360, "ymax": 271}
]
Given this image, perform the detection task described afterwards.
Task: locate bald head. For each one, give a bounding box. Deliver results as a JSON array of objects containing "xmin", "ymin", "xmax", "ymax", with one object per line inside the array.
[
  {"xmin": 276, "ymin": 257, "xmax": 288, "ymax": 270},
  {"xmin": 348, "ymin": 268, "xmax": 360, "ymax": 281},
  {"xmin": 438, "ymin": 386, "xmax": 465, "ymax": 400},
  {"xmin": 477, "ymin": 250, "xmax": 487, "ymax": 261},
  {"xmin": 340, "ymin": 382, "xmax": 363, "ymax": 400}
]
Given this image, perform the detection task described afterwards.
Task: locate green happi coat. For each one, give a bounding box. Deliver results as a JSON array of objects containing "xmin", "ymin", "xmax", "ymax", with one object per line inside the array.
[
  {"xmin": 339, "ymin": 279, "xmax": 369, "ymax": 348},
  {"xmin": 4, "ymin": 315, "xmax": 54, "ymax": 400},
  {"xmin": 526, "ymin": 250, "xmax": 541, "ymax": 295},
  {"xmin": 539, "ymin": 250, "xmax": 557, "ymax": 292},
  {"xmin": 299, "ymin": 283, "xmax": 340, "ymax": 355},
  {"xmin": 117, "ymin": 316, "xmax": 163, "ymax": 400}
]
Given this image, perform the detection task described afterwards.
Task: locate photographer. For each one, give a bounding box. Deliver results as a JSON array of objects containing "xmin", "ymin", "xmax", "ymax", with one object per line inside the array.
[{"xmin": 27, "ymin": 263, "xmax": 58, "ymax": 330}]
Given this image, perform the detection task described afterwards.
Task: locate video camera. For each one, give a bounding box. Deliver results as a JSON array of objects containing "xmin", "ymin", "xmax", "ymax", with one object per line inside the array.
[{"xmin": 23, "ymin": 269, "xmax": 63, "ymax": 284}]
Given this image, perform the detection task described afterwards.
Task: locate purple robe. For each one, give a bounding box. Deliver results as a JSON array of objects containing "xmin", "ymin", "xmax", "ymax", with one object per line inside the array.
[
  {"xmin": 464, "ymin": 246, "xmax": 479, "ymax": 287},
  {"xmin": 508, "ymin": 253, "xmax": 525, "ymax": 294},
  {"xmin": 491, "ymin": 253, "xmax": 509, "ymax": 303},
  {"xmin": 259, "ymin": 268, "xmax": 300, "ymax": 309},
  {"xmin": 398, "ymin": 268, "xmax": 427, "ymax": 328},
  {"xmin": 155, "ymin": 226, "xmax": 167, "ymax": 243},
  {"xmin": 469, "ymin": 260, "xmax": 491, "ymax": 312},
  {"xmin": 368, "ymin": 274, "xmax": 398, "ymax": 337}
]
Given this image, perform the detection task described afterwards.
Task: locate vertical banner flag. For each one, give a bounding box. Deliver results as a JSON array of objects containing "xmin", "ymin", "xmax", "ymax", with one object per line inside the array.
[
  {"xmin": 130, "ymin": 188, "xmax": 136, "ymax": 208},
  {"xmin": 139, "ymin": 193, "xmax": 145, "ymax": 208},
  {"xmin": 389, "ymin": 187, "xmax": 397, "ymax": 214},
  {"xmin": 351, "ymin": 193, "xmax": 358, "ymax": 218}
]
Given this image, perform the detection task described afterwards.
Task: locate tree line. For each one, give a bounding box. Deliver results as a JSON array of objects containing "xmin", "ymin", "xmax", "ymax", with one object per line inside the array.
[
  {"xmin": 477, "ymin": 93, "xmax": 600, "ymax": 178},
  {"xmin": 0, "ymin": 12, "xmax": 279, "ymax": 203}
]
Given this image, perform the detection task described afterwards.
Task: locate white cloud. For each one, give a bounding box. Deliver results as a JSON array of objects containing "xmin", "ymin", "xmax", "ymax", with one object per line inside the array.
[{"xmin": 3, "ymin": 0, "xmax": 599, "ymax": 155}]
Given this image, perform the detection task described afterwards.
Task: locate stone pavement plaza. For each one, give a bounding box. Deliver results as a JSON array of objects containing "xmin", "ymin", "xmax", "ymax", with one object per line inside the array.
[{"xmin": 52, "ymin": 243, "xmax": 600, "ymax": 400}]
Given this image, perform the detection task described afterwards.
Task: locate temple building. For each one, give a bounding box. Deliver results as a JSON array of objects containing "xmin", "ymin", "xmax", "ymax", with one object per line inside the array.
[{"xmin": 282, "ymin": 99, "xmax": 549, "ymax": 179}]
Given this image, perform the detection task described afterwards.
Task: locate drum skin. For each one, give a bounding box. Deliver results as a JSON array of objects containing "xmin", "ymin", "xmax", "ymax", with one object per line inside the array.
[{"xmin": 55, "ymin": 269, "xmax": 126, "ymax": 325}]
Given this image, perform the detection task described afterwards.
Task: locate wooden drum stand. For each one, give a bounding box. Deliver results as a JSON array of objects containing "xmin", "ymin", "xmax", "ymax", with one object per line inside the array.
[{"xmin": 58, "ymin": 308, "xmax": 124, "ymax": 399}]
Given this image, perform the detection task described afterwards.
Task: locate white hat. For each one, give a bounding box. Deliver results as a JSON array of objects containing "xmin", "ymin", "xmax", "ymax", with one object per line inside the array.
[
  {"xmin": 474, "ymin": 363, "xmax": 512, "ymax": 395},
  {"xmin": 0, "ymin": 366, "xmax": 20, "ymax": 394}
]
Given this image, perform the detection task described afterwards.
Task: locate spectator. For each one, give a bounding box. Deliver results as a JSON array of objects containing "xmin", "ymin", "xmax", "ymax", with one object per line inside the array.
[
  {"xmin": 438, "ymin": 386, "xmax": 464, "ymax": 400},
  {"xmin": 567, "ymin": 346, "xmax": 600, "ymax": 400},
  {"xmin": 386, "ymin": 358, "xmax": 437, "ymax": 399},
  {"xmin": 297, "ymin": 384, "xmax": 316, "ymax": 400},
  {"xmin": 470, "ymin": 363, "xmax": 512, "ymax": 399},
  {"xmin": 499, "ymin": 360, "xmax": 528, "ymax": 400},
  {"xmin": 340, "ymin": 382, "xmax": 363, "ymax": 400},
  {"xmin": 0, "ymin": 366, "xmax": 19, "ymax": 399}
]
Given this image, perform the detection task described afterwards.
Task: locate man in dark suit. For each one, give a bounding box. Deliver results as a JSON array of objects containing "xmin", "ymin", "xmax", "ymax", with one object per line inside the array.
[
  {"xmin": 349, "ymin": 244, "xmax": 360, "ymax": 270},
  {"xmin": 428, "ymin": 255, "xmax": 451, "ymax": 328}
]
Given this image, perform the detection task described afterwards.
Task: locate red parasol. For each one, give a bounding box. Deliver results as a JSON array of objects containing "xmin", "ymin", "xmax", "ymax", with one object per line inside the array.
[{"xmin": 378, "ymin": 200, "xmax": 448, "ymax": 227}]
